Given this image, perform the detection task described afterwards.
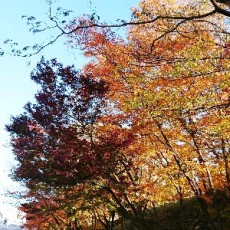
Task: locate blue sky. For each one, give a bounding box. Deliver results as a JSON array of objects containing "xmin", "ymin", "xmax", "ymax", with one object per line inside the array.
[{"xmin": 0, "ymin": 0, "xmax": 138, "ymax": 224}]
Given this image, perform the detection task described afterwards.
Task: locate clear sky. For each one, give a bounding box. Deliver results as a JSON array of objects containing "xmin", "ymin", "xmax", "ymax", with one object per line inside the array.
[{"xmin": 0, "ymin": 0, "xmax": 138, "ymax": 225}]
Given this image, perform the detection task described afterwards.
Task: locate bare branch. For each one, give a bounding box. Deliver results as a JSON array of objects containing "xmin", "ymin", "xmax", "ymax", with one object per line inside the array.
[
  {"xmin": 210, "ymin": 0, "xmax": 230, "ymax": 16},
  {"xmin": 23, "ymin": 9, "xmax": 218, "ymax": 57}
]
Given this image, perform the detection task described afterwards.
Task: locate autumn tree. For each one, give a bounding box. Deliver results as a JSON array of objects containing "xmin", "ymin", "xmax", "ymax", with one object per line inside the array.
[
  {"xmin": 63, "ymin": 0, "xmax": 229, "ymax": 229},
  {"xmin": 7, "ymin": 58, "xmax": 153, "ymax": 229},
  {"xmin": 6, "ymin": 58, "xmax": 111, "ymax": 229}
]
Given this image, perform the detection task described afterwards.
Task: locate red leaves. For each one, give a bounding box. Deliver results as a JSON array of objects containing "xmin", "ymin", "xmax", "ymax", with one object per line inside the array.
[
  {"xmin": 7, "ymin": 58, "xmax": 110, "ymax": 186},
  {"xmin": 103, "ymin": 152, "xmax": 111, "ymax": 159}
]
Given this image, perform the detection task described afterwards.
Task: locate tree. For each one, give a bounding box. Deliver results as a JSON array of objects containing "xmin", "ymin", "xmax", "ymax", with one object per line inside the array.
[
  {"xmin": 6, "ymin": 58, "xmax": 110, "ymax": 228},
  {"xmin": 6, "ymin": 58, "xmax": 148, "ymax": 229},
  {"xmin": 65, "ymin": 1, "xmax": 229, "ymax": 228}
]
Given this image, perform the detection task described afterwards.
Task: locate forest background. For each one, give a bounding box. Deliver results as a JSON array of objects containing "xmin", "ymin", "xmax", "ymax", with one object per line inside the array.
[{"xmin": 1, "ymin": 0, "xmax": 230, "ymax": 229}]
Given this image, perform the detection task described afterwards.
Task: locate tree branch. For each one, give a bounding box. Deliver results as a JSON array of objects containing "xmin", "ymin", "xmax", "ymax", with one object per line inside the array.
[
  {"xmin": 24, "ymin": 9, "xmax": 218, "ymax": 57},
  {"xmin": 210, "ymin": 0, "xmax": 230, "ymax": 16}
]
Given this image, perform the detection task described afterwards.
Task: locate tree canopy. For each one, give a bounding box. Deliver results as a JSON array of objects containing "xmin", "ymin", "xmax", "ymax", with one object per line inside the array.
[{"xmin": 6, "ymin": 0, "xmax": 230, "ymax": 229}]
